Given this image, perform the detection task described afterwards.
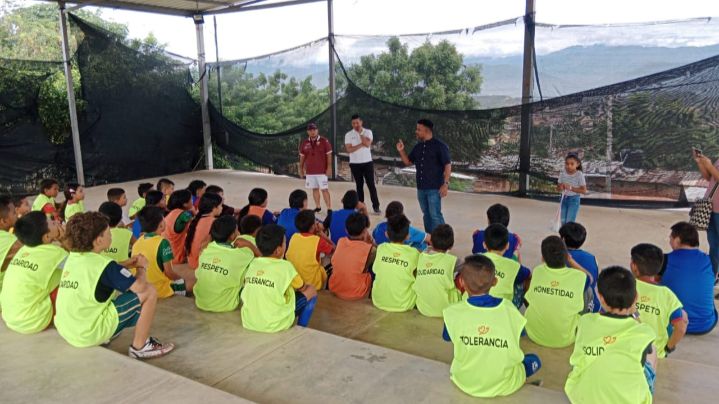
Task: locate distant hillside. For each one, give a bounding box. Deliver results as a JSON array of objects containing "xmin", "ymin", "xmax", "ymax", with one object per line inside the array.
[{"xmin": 237, "ymin": 43, "xmax": 719, "ymax": 107}]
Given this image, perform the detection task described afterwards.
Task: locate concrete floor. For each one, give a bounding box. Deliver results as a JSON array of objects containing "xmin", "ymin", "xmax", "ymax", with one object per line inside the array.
[{"xmin": 4, "ymin": 169, "xmax": 716, "ymax": 403}]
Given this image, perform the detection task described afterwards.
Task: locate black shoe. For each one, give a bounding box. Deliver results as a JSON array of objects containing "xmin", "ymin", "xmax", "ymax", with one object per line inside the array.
[
  {"xmin": 314, "ymin": 207, "xmax": 322, "ymax": 213},
  {"xmin": 372, "ymin": 208, "xmax": 381, "ymax": 215}
]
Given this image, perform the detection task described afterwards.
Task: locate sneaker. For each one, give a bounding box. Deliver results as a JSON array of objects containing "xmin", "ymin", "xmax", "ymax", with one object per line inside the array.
[
  {"xmin": 128, "ymin": 337, "xmax": 175, "ymax": 359},
  {"xmin": 314, "ymin": 207, "xmax": 322, "ymax": 213},
  {"xmin": 372, "ymin": 208, "xmax": 381, "ymax": 215}
]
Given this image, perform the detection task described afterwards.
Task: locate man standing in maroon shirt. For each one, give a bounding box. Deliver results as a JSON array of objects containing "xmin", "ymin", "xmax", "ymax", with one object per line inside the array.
[{"xmin": 299, "ymin": 122, "xmax": 333, "ymax": 212}]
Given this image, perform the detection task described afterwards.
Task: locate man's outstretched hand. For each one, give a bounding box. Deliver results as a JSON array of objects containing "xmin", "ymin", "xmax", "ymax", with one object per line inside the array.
[{"xmin": 396, "ymin": 139, "xmax": 405, "ymax": 152}]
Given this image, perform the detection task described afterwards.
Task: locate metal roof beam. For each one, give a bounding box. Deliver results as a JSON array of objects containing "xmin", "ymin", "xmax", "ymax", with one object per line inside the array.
[{"xmin": 205, "ymin": 0, "xmax": 326, "ymax": 15}]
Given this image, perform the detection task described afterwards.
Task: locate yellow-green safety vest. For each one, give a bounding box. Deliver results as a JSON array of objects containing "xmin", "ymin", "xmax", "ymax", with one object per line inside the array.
[
  {"xmin": 444, "ymin": 299, "xmax": 528, "ymax": 397},
  {"xmin": 525, "ymin": 264, "xmax": 587, "ymax": 348},
  {"xmin": 635, "ymin": 279, "xmax": 683, "ymax": 358},
  {"xmin": 64, "ymin": 201, "xmax": 85, "ymax": 221},
  {"xmin": 0, "ymin": 244, "xmax": 67, "ymax": 334},
  {"xmin": 0, "ymin": 230, "xmax": 18, "ymax": 311},
  {"xmin": 484, "ymin": 252, "xmax": 522, "ymax": 302},
  {"xmin": 372, "ymin": 243, "xmax": 419, "ymax": 312},
  {"xmin": 565, "ymin": 313, "xmax": 656, "ymax": 404},
  {"xmin": 101, "ymin": 227, "xmax": 133, "ymax": 263},
  {"xmin": 55, "ymin": 252, "xmax": 120, "ymax": 347},
  {"xmin": 195, "ymin": 242, "xmax": 254, "ymax": 312},
  {"xmin": 129, "ymin": 197, "xmax": 146, "ymax": 218},
  {"xmin": 240, "ymin": 257, "xmax": 298, "ymax": 333},
  {"xmin": 31, "ymin": 193, "xmax": 55, "ymax": 213},
  {"xmin": 413, "ymin": 251, "xmax": 459, "ymax": 317}
]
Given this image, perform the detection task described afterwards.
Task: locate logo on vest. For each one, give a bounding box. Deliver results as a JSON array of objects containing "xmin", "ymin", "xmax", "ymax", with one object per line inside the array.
[
  {"xmin": 640, "ymin": 295, "xmax": 650, "ymax": 303},
  {"xmin": 551, "ymin": 280, "xmax": 559, "ymax": 287},
  {"xmin": 393, "ymin": 252, "xmax": 401, "ymax": 257},
  {"xmin": 213, "ymin": 257, "xmax": 221, "ymax": 264},
  {"xmin": 478, "ymin": 325, "xmax": 490, "ymax": 335},
  {"xmin": 603, "ymin": 336, "xmax": 617, "ymax": 345},
  {"xmin": 21, "ymin": 252, "xmax": 29, "ymax": 258},
  {"xmin": 257, "ymin": 270, "xmax": 265, "ymax": 276}
]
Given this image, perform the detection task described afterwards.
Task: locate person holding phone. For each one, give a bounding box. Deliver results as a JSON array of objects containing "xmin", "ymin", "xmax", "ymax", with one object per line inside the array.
[{"xmin": 693, "ymin": 146, "xmax": 719, "ymax": 275}]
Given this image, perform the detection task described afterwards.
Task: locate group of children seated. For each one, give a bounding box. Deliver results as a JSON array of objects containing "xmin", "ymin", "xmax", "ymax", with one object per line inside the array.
[{"xmin": 0, "ymin": 177, "xmax": 717, "ymax": 401}]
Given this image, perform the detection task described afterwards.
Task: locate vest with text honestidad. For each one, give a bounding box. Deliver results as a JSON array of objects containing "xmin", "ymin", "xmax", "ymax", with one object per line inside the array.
[
  {"xmin": 565, "ymin": 314, "xmax": 655, "ymax": 404},
  {"xmin": 163, "ymin": 209, "xmax": 189, "ymax": 264},
  {"xmin": 0, "ymin": 230, "xmax": 18, "ymax": 310},
  {"xmin": 195, "ymin": 242, "xmax": 254, "ymax": 312},
  {"xmin": 55, "ymin": 252, "xmax": 119, "ymax": 347},
  {"xmin": 484, "ymin": 252, "xmax": 522, "ymax": 302},
  {"xmin": 413, "ymin": 251, "xmax": 459, "ymax": 317},
  {"xmin": 101, "ymin": 227, "xmax": 132, "ymax": 264},
  {"xmin": 444, "ymin": 299, "xmax": 528, "ymax": 398},
  {"xmin": 131, "ymin": 234, "xmax": 173, "ymax": 298},
  {"xmin": 635, "ymin": 279, "xmax": 683, "ymax": 358},
  {"xmin": 285, "ymin": 233, "xmax": 326, "ymax": 290},
  {"xmin": 372, "ymin": 243, "xmax": 420, "ymax": 312},
  {"xmin": 525, "ymin": 264, "xmax": 587, "ymax": 348},
  {"xmin": 0, "ymin": 244, "xmax": 67, "ymax": 334},
  {"xmin": 240, "ymin": 257, "xmax": 298, "ymax": 333}
]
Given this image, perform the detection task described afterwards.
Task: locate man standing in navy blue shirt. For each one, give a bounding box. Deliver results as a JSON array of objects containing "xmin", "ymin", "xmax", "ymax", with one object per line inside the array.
[{"xmin": 396, "ymin": 119, "xmax": 451, "ymax": 233}]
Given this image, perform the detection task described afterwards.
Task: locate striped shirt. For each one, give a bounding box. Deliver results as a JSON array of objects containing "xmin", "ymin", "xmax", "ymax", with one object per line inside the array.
[{"xmin": 558, "ymin": 169, "xmax": 586, "ymax": 196}]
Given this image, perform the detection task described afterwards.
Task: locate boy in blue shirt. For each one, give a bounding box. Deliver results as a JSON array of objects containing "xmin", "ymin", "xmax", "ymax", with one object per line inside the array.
[
  {"xmin": 373, "ymin": 201, "xmax": 429, "ymax": 251},
  {"xmin": 659, "ymin": 222, "xmax": 718, "ymax": 334},
  {"xmin": 560, "ymin": 222, "xmax": 600, "ymax": 312},
  {"xmin": 131, "ymin": 190, "xmax": 165, "ymax": 239},
  {"xmin": 328, "ymin": 190, "xmax": 368, "ymax": 245},
  {"xmin": 472, "ymin": 203, "xmax": 522, "ymax": 260}
]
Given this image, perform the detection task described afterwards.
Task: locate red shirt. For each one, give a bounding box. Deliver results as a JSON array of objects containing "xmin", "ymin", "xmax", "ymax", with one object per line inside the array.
[{"xmin": 299, "ymin": 135, "xmax": 332, "ymax": 175}]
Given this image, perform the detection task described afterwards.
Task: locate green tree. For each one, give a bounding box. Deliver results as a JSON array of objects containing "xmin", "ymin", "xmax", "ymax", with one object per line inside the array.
[{"xmin": 346, "ymin": 37, "xmax": 483, "ymax": 109}]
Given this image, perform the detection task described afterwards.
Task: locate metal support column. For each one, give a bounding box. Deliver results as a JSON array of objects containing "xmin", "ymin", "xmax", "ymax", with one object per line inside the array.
[
  {"xmin": 195, "ymin": 14, "xmax": 214, "ymax": 170},
  {"xmin": 58, "ymin": 2, "xmax": 85, "ymax": 184},
  {"xmin": 327, "ymin": 0, "xmax": 338, "ymax": 179},
  {"xmin": 605, "ymin": 95, "xmax": 613, "ymax": 193},
  {"xmin": 518, "ymin": 0, "xmax": 536, "ymax": 196}
]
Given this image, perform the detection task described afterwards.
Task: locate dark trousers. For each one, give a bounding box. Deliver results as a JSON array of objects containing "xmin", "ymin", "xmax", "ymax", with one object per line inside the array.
[{"xmin": 350, "ymin": 161, "xmax": 380, "ymax": 210}]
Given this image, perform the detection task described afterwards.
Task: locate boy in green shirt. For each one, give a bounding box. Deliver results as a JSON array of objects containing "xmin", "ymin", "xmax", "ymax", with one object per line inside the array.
[
  {"xmin": 0, "ymin": 211, "xmax": 67, "ymax": 334},
  {"xmin": 565, "ymin": 266, "xmax": 657, "ymax": 404},
  {"xmin": 0, "ymin": 197, "xmax": 23, "ymax": 308},
  {"xmin": 372, "ymin": 214, "xmax": 420, "ymax": 312},
  {"xmin": 31, "ymin": 179, "xmax": 60, "ymax": 221},
  {"xmin": 129, "ymin": 182, "xmax": 153, "ymax": 220},
  {"xmin": 525, "ymin": 236, "xmax": 593, "ymax": 348},
  {"xmin": 238, "ymin": 214, "xmax": 262, "ymax": 246},
  {"xmin": 99, "ymin": 202, "xmax": 136, "ymax": 263},
  {"xmin": 630, "ymin": 243, "xmax": 687, "ymax": 358},
  {"xmin": 241, "ymin": 224, "xmax": 317, "ymax": 333},
  {"xmin": 482, "ymin": 223, "xmax": 531, "ymax": 308},
  {"xmin": 414, "ymin": 224, "xmax": 460, "ymax": 317},
  {"xmin": 443, "ymin": 254, "xmax": 541, "ymax": 398},
  {"xmin": 195, "ymin": 216, "xmax": 254, "ymax": 312}
]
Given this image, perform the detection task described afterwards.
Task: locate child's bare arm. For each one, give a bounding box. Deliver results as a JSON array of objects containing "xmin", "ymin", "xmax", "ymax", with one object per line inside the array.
[
  {"xmin": 667, "ymin": 310, "xmax": 689, "ymax": 352},
  {"xmin": 1, "ymin": 240, "xmax": 23, "ymax": 272},
  {"xmin": 233, "ymin": 238, "xmax": 261, "ymax": 257},
  {"xmin": 298, "ymin": 283, "xmax": 317, "ymax": 300},
  {"xmin": 356, "ymin": 201, "xmax": 368, "ymax": 216}
]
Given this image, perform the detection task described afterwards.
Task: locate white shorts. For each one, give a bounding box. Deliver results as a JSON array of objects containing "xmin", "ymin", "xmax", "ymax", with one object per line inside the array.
[{"xmin": 305, "ymin": 174, "xmax": 329, "ymax": 190}]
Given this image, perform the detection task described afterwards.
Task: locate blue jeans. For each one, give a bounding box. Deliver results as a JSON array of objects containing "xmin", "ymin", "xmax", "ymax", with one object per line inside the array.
[
  {"xmin": 706, "ymin": 213, "xmax": 719, "ymax": 275},
  {"xmin": 417, "ymin": 188, "xmax": 445, "ymax": 233},
  {"xmin": 294, "ymin": 293, "xmax": 317, "ymax": 327},
  {"xmin": 561, "ymin": 195, "xmax": 581, "ymax": 224}
]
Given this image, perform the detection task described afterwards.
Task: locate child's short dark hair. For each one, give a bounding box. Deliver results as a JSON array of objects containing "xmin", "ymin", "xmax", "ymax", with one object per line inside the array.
[
  {"xmin": 288, "ymin": 189, "xmax": 308, "ymax": 209},
  {"xmin": 256, "ymin": 224, "xmax": 285, "ymax": 256},
  {"xmin": 137, "ymin": 182, "xmax": 153, "ymax": 197},
  {"xmin": 187, "ymin": 180, "xmax": 207, "ymax": 196},
  {"xmin": 13, "ymin": 211, "xmax": 49, "ymax": 247},
  {"xmin": 106, "ymin": 188, "xmax": 125, "ymax": 202},
  {"xmin": 486, "ymin": 203, "xmax": 510, "ymax": 227},
  {"xmin": 240, "ymin": 214, "xmax": 262, "ymax": 235},
  {"xmin": 597, "ymin": 266, "xmax": 636, "ymax": 310},
  {"xmin": 168, "ymin": 189, "xmax": 192, "ymax": 211},
  {"xmin": 387, "ymin": 214, "xmax": 410, "ymax": 243},
  {"xmin": 631, "ymin": 243, "xmax": 664, "ymax": 277},
  {"xmin": 559, "ymin": 222, "xmax": 587, "ymax": 249},
  {"xmin": 66, "ymin": 212, "xmax": 109, "ymax": 252},
  {"xmin": 541, "ymin": 235, "xmax": 568, "ymax": 269},
  {"xmin": 0, "ymin": 196, "xmax": 14, "ymax": 220},
  {"xmin": 431, "ymin": 224, "xmax": 454, "ymax": 251},
  {"xmin": 460, "ymin": 254, "xmax": 496, "ymax": 295},
  {"xmin": 484, "ymin": 223, "xmax": 509, "ymax": 251},
  {"xmin": 295, "ymin": 210, "xmax": 316, "ymax": 233},
  {"xmin": 341, "ymin": 190, "xmax": 359, "ymax": 210},
  {"xmin": 670, "ymin": 221, "xmax": 699, "ymax": 247},
  {"xmin": 40, "ymin": 179, "xmax": 58, "ymax": 193},
  {"xmin": 157, "ymin": 178, "xmax": 174, "ymax": 192},
  {"xmin": 138, "ymin": 206, "xmax": 165, "ymax": 233},
  {"xmin": 346, "ymin": 212, "xmax": 369, "ymax": 237},
  {"xmin": 145, "ymin": 190, "xmax": 164, "ymax": 206},
  {"xmin": 385, "ymin": 201, "xmax": 404, "ymax": 219},
  {"xmin": 248, "ymin": 188, "xmax": 268, "ymax": 206},
  {"xmin": 11, "ymin": 195, "xmax": 28, "ymax": 208},
  {"xmin": 205, "ymin": 185, "xmax": 223, "ymax": 195},
  {"xmin": 211, "ymin": 215, "xmax": 237, "ymax": 242},
  {"xmin": 98, "ymin": 201, "xmax": 123, "ymax": 227}
]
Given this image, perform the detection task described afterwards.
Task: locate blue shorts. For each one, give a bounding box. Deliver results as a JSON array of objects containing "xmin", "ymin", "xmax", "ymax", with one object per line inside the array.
[{"xmin": 113, "ymin": 292, "xmax": 141, "ymax": 337}]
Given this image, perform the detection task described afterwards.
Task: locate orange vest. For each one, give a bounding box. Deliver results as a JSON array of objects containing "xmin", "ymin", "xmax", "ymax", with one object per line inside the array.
[
  {"xmin": 163, "ymin": 209, "xmax": 189, "ymax": 265},
  {"xmin": 248, "ymin": 205, "xmax": 266, "ymax": 219},
  {"xmin": 188, "ymin": 216, "xmax": 215, "ymax": 269},
  {"xmin": 329, "ymin": 238, "xmax": 372, "ymax": 300},
  {"xmin": 286, "ymin": 233, "xmax": 326, "ymax": 290}
]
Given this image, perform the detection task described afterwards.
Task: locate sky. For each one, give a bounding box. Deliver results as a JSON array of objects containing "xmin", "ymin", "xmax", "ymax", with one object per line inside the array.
[{"xmin": 27, "ymin": 0, "xmax": 719, "ymax": 61}]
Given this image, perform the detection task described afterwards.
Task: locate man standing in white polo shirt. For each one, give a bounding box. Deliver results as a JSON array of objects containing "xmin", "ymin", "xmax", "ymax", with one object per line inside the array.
[{"xmin": 345, "ymin": 114, "xmax": 381, "ymax": 214}]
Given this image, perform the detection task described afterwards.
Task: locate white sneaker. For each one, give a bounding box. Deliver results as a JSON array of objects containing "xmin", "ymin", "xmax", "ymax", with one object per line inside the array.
[{"xmin": 128, "ymin": 337, "xmax": 175, "ymax": 359}]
